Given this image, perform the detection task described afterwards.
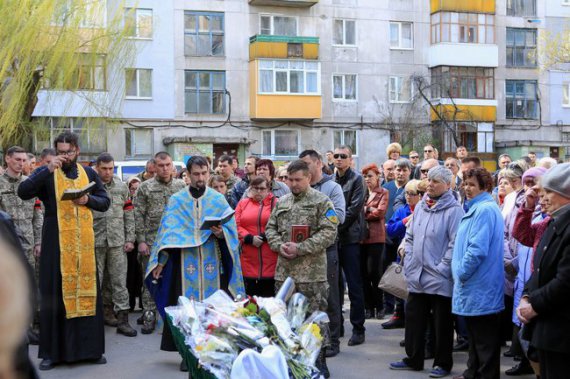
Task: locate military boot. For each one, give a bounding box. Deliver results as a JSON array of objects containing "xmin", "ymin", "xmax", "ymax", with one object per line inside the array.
[
  {"xmin": 141, "ymin": 310, "xmax": 156, "ymax": 334},
  {"xmin": 103, "ymin": 305, "xmax": 119, "ymax": 327},
  {"xmin": 117, "ymin": 310, "xmax": 137, "ymax": 337}
]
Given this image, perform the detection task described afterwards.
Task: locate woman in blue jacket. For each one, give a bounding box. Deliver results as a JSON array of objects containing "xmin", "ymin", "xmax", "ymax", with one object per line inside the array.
[{"xmin": 452, "ymin": 168, "xmax": 505, "ymax": 379}]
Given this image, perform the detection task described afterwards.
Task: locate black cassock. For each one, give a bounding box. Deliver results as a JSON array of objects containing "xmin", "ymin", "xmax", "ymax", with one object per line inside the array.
[{"xmin": 18, "ymin": 165, "xmax": 110, "ymax": 363}]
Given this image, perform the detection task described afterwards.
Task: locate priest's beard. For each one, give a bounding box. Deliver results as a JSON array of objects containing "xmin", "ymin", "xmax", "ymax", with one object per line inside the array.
[{"xmin": 62, "ymin": 156, "xmax": 78, "ymax": 171}]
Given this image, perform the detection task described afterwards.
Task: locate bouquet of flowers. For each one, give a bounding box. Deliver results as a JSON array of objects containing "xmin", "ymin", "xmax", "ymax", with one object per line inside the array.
[{"xmin": 166, "ymin": 278, "xmax": 329, "ymax": 379}]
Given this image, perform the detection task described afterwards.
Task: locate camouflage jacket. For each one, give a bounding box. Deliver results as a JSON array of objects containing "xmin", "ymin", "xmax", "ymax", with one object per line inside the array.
[
  {"xmin": 0, "ymin": 172, "xmax": 43, "ymax": 251},
  {"xmin": 134, "ymin": 177, "xmax": 186, "ymax": 245},
  {"xmin": 225, "ymin": 175, "xmax": 241, "ymax": 193},
  {"xmin": 92, "ymin": 176, "xmax": 135, "ymax": 248},
  {"xmin": 265, "ymin": 187, "xmax": 338, "ymax": 283}
]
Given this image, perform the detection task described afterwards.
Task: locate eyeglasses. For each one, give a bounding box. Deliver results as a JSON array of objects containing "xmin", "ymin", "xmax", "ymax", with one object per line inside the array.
[
  {"xmin": 278, "ymin": 176, "xmax": 288, "ymax": 180},
  {"xmin": 57, "ymin": 150, "xmax": 76, "ymax": 157},
  {"xmin": 409, "ymin": 156, "xmax": 419, "ymax": 159},
  {"xmin": 420, "ymin": 169, "xmax": 430, "ymax": 174},
  {"xmin": 405, "ymin": 191, "xmax": 419, "ymax": 196},
  {"xmin": 333, "ymin": 153, "xmax": 349, "ymax": 159},
  {"xmin": 251, "ymin": 186, "xmax": 268, "ymax": 192},
  {"xmin": 424, "ymin": 150, "xmax": 433, "ymax": 153}
]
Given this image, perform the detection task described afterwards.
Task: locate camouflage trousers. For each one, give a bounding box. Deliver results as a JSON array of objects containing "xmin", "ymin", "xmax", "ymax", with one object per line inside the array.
[
  {"xmin": 25, "ymin": 248, "xmax": 40, "ymax": 322},
  {"xmin": 96, "ymin": 246, "xmax": 130, "ymax": 312},
  {"xmin": 275, "ymin": 280, "xmax": 329, "ymax": 313},
  {"xmin": 138, "ymin": 254, "xmax": 156, "ymax": 312}
]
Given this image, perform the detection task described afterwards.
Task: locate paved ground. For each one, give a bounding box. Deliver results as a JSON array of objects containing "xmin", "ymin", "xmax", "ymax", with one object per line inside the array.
[{"xmin": 29, "ymin": 311, "xmax": 536, "ymax": 379}]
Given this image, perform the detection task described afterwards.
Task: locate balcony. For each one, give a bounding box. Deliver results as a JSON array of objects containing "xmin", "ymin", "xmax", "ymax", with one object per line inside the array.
[
  {"xmin": 430, "ymin": 99, "xmax": 497, "ymax": 122},
  {"xmin": 249, "ymin": 35, "xmax": 319, "ymax": 61},
  {"xmin": 248, "ymin": 0, "xmax": 318, "ymax": 7},
  {"xmin": 430, "ymin": 0, "xmax": 495, "ymax": 14},
  {"xmin": 429, "ymin": 44, "xmax": 498, "ymax": 68}
]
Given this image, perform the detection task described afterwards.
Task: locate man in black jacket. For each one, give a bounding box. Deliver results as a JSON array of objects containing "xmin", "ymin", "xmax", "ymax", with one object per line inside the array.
[
  {"xmin": 333, "ymin": 145, "xmax": 366, "ymax": 346},
  {"xmin": 518, "ymin": 163, "xmax": 570, "ymax": 379}
]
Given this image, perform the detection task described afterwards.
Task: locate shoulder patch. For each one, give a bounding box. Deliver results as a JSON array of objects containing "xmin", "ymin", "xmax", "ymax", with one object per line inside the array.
[{"xmin": 325, "ymin": 208, "xmax": 339, "ymax": 224}]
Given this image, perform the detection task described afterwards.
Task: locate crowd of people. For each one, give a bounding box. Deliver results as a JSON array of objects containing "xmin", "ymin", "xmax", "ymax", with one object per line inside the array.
[{"xmin": 0, "ymin": 132, "xmax": 569, "ymax": 379}]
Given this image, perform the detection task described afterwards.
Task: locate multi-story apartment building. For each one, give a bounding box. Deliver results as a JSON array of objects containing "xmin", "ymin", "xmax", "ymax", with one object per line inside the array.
[{"xmin": 30, "ymin": 0, "xmax": 569, "ymax": 166}]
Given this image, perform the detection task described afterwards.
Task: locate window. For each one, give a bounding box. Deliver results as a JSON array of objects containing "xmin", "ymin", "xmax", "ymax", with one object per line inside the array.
[
  {"xmin": 390, "ymin": 22, "xmax": 413, "ymax": 49},
  {"xmin": 442, "ymin": 123, "xmax": 494, "ymax": 153},
  {"xmin": 38, "ymin": 118, "xmax": 106, "ymax": 153},
  {"xmin": 125, "ymin": 69, "xmax": 152, "ymax": 98},
  {"xmin": 507, "ymin": 0, "xmax": 536, "ymax": 16},
  {"xmin": 333, "ymin": 130, "xmax": 358, "ymax": 156},
  {"xmin": 259, "ymin": 60, "xmax": 320, "ymax": 95},
  {"xmin": 125, "ymin": 128, "xmax": 153, "ymax": 157},
  {"xmin": 506, "ymin": 28, "xmax": 537, "ymax": 68},
  {"xmin": 42, "ymin": 54, "xmax": 106, "ymax": 91},
  {"xmin": 184, "ymin": 12, "xmax": 224, "ymax": 56},
  {"xmin": 333, "ymin": 19, "xmax": 356, "ymax": 45},
  {"xmin": 431, "ymin": 12, "xmax": 494, "ymax": 44},
  {"xmin": 430, "ymin": 66, "xmax": 494, "ymax": 99},
  {"xmin": 125, "ymin": 8, "xmax": 152, "ymax": 39},
  {"xmin": 505, "ymin": 80, "xmax": 538, "ymax": 119},
  {"xmin": 260, "ymin": 15, "xmax": 297, "ymax": 36},
  {"xmin": 563, "ymin": 82, "xmax": 570, "ymax": 107},
  {"xmin": 184, "ymin": 71, "xmax": 225, "ymax": 114},
  {"xmin": 389, "ymin": 76, "xmax": 413, "ymax": 103},
  {"xmin": 333, "ymin": 74, "xmax": 357, "ymax": 100},
  {"xmin": 262, "ymin": 130, "xmax": 299, "ymax": 157}
]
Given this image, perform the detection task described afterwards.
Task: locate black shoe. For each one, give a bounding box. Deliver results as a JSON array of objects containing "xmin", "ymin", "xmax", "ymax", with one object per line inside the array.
[
  {"xmin": 514, "ymin": 355, "xmax": 522, "ymax": 361},
  {"xmin": 27, "ymin": 329, "xmax": 39, "ymax": 345},
  {"xmin": 325, "ymin": 344, "xmax": 340, "ymax": 358},
  {"xmin": 503, "ymin": 349, "xmax": 515, "ymax": 358},
  {"xmin": 399, "ymin": 339, "xmax": 405, "ymax": 347},
  {"xmin": 180, "ymin": 359, "xmax": 188, "ymax": 372},
  {"xmin": 136, "ymin": 314, "xmax": 144, "ymax": 325},
  {"xmin": 347, "ymin": 333, "xmax": 365, "ymax": 346},
  {"xmin": 453, "ymin": 340, "xmax": 469, "ymax": 352},
  {"xmin": 39, "ymin": 359, "xmax": 54, "ymax": 371},
  {"xmin": 505, "ymin": 362, "xmax": 534, "ymax": 376},
  {"xmin": 92, "ymin": 356, "xmax": 107, "ymax": 365},
  {"xmin": 365, "ymin": 309, "xmax": 374, "ymax": 319},
  {"xmin": 382, "ymin": 316, "xmax": 404, "ymax": 329}
]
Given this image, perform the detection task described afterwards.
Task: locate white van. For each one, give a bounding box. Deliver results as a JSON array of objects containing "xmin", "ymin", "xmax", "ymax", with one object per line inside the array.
[{"xmin": 113, "ymin": 160, "xmax": 186, "ymax": 182}]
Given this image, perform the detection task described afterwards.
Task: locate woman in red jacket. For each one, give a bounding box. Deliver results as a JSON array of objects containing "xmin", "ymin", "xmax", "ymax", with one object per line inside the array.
[
  {"xmin": 235, "ymin": 176, "xmax": 278, "ymax": 297},
  {"xmin": 361, "ymin": 163, "xmax": 389, "ymax": 319}
]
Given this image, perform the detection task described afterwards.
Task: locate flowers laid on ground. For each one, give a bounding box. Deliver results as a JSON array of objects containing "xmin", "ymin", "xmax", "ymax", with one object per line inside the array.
[{"xmin": 166, "ymin": 278, "xmax": 329, "ymax": 379}]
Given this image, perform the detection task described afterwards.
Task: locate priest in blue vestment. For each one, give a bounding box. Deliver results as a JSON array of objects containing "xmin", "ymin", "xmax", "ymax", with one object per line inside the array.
[{"xmin": 145, "ymin": 156, "xmax": 245, "ymax": 370}]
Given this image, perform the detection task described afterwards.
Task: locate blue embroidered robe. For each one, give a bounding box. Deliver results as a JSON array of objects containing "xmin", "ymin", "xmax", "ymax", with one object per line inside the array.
[{"xmin": 145, "ymin": 187, "xmax": 245, "ymax": 319}]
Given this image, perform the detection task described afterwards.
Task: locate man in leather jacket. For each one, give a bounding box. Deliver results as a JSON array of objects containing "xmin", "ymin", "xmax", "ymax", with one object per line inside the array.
[{"xmin": 333, "ymin": 145, "xmax": 367, "ymax": 346}]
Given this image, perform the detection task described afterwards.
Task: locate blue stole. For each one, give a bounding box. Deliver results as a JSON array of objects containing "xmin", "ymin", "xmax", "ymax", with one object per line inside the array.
[{"xmin": 145, "ymin": 187, "xmax": 245, "ymax": 319}]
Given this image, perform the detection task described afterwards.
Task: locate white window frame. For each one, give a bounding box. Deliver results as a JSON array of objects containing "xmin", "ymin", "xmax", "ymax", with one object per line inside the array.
[
  {"xmin": 261, "ymin": 129, "xmax": 300, "ymax": 158},
  {"xmin": 333, "ymin": 19, "xmax": 356, "ymax": 46},
  {"xmin": 389, "ymin": 76, "xmax": 413, "ymax": 103},
  {"xmin": 259, "ymin": 14, "xmax": 298, "ymax": 36},
  {"xmin": 563, "ymin": 82, "xmax": 570, "ymax": 107},
  {"xmin": 258, "ymin": 60, "xmax": 320, "ymax": 95},
  {"xmin": 125, "ymin": 8, "xmax": 153, "ymax": 39},
  {"xmin": 332, "ymin": 74, "xmax": 358, "ymax": 101},
  {"xmin": 333, "ymin": 130, "xmax": 359, "ymax": 157},
  {"xmin": 125, "ymin": 128, "xmax": 153, "ymax": 158},
  {"xmin": 390, "ymin": 21, "xmax": 414, "ymax": 50},
  {"xmin": 125, "ymin": 69, "xmax": 152, "ymax": 99}
]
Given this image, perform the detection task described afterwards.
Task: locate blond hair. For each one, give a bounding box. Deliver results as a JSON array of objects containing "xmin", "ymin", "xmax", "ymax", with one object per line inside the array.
[{"xmin": 386, "ymin": 142, "xmax": 402, "ymax": 158}]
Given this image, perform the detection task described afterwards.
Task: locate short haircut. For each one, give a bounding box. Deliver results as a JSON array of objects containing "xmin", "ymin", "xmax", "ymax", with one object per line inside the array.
[
  {"xmin": 428, "ymin": 166, "xmax": 453, "ymax": 184},
  {"xmin": 218, "ymin": 154, "xmax": 233, "ymax": 165},
  {"xmin": 40, "ymin": 148, "xmax": 57, "ymax": 159},
  {"xmin": 461, "ymin": 156, "xmax": 482, "ymax": 167},
  {"xmin": 249, "ymin": 175, "xmax": 270, "ymax": 188},
  {"xmin": 361, "ymin": 163, "xmax": 381, "ymax": 176},
  {"xmin": 335, "ymin": 145, "xmax": 353, "ymax": 156},
  {"xmin": 54, "ymin": 131, "xmax": 79, "ymax": 148},
  {"xmin": 464, "ymin": 167, "xmax": 494, "ymax": 192},
  {"xmin": 386, "ymin": 142, "xmax": 402, "ymax": 157},
  {"xmin": 528, "ymin": 151, "xmax": 536, "ymax": 155},
  {"xmin": 445, "ymin": 157, "xmax": 460, "ymax": 169},
  {"xmin": 299, "ymin": 149, "xmax": 322, "ymax": 161},
  {"xmin": 146, "ymin": 158, "xmax": 156, "ymax": 166},
  {"xmin": 154, "ymin": 151, "xmax": 171, "ymax": 160},
  {"xmin": 394, "ymin": 158, "xmax": 412, "ymax": 170},
  {"xmin": 187, "ymin": 155, "xmax": 209, "ymax": 173},
  {"xmin": 498, "ymin": 153, "xmax": 511, "ymax": 161},
  {"xmin": 326, "ymin": 150, "xmax": 334, "ymax": 154},
  {"xmin": 96, "ymin": 152, "xmax": 114, "ymax": 165},
  {"xmin": 456, "ymin": 145, "xmax": 466, "ymax": 150},
  {"xmin": 424, "ymin": 143, "xmax": 435, "ymax": 150},
  {"xmin": 246, "ymin": 155, "xmax": 259, "ymax": 163},
  {"xmin": 255, "ymin": 159, "xmax": 276, "ymax": 179},
  {"xmin": 287, "ymin": 160, "xmax": 310, "ymax": 176},
  {"xmin": 538, "ymin": 157, "xmax": 557, "ymax": 169},
  {"xmin": 26, "ymin": 153, "xmax": 35, "ymax": 160},
  {"xmin": 5, "ymin": 146, "xmax": 26, "ymax": 156}
]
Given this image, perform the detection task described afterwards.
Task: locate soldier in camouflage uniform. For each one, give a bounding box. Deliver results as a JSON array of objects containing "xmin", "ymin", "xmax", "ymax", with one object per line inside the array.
[
  {"xmin": 92, "ymin": 153, "xmax": 137, "ymax": 337},
  {"xmin": 1, "ymin": 146, "xmax": 43, "ymax": 342},
  {"xmin": 134, "ymin": 152, "xmax": 186, "ymax": 334},
  {"xmin": 265, "ymin": 160, "xmax": 338, "ymax": 378}
]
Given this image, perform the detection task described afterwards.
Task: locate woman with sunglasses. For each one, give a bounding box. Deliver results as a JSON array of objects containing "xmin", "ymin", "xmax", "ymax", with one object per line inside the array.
[{"xmin": 234, "ymin": 176, "xmax": 278, "ymax": 297}]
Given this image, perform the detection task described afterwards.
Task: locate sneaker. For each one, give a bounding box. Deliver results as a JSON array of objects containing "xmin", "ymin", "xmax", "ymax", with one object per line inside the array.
[
  {"xmin": 429, "ymin": 366, "xmax": 450, "ymax": 378},
  {"xmin": 389, "ymin": 361, "xmax": 417, "ymax": 371}
]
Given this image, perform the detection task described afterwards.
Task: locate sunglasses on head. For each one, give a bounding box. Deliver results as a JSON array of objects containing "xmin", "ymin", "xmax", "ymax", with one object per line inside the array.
[{"xmin": 333, "ymin": 153, "xmax": 349, "ymax": 159}]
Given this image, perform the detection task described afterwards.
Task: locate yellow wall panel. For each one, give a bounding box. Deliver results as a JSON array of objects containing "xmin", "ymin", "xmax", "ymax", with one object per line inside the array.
[
  {"xmin": 249, "ymin": 41, "xmax": 319, "ymax": 60},
  {"xmin": 430, "ymin": 104, "xmax": 496, "ymax": 122},
  {"xmin": 430, "ymin": 0, "xmax": 495, "ymax": 14},
  {"xmin": 251, "ymin": 94, "xmax": 321, "ymax": 120}
]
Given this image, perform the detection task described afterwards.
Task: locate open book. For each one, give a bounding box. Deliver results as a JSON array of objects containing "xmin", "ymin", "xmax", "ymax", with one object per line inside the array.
[
  {"xmin": 200, "ymin": 210, "xmax": 235, "ymax": 231},
  {"xmin": 60, "ymin": 181, "xmax": 96, "ymax": 201}
]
